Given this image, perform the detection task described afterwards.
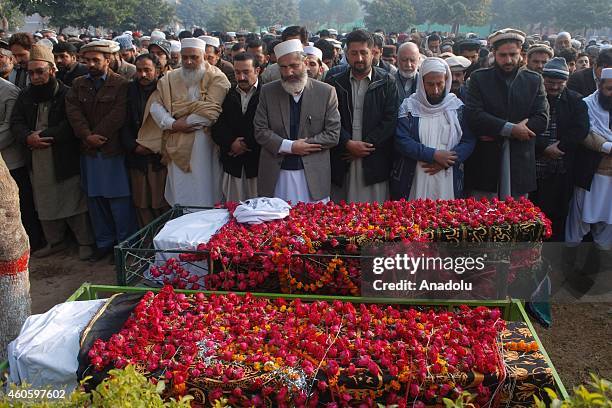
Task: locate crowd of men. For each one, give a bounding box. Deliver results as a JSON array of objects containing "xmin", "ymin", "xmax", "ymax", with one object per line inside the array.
[{"xmin": 0, "ymin": 26, "xmax": 610, "ymax": 271}]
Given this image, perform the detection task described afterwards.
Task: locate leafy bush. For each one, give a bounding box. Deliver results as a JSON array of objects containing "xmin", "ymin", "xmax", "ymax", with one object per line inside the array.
[
  {"xmin": 534, "ymin": 374, "xmax": 612, "ymax": 408},
  {"xmin": 0, "ymin": 365, "xmax": 192, "ymax": 408}
]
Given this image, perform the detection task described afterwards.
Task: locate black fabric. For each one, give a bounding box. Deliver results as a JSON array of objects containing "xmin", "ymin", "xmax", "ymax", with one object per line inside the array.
[
  {"xmin": 211, "ymin": 86, "xmax": 261, "ymax": 178},
  {"xmin": 281, "ymin": 95, "xmax": 304, "ymax": 170},
  {"xmin": 77, "ymin": 293, "xmax": 144, "ymax": 390},
  {"xmin": 464, "ymin": 65, "xmax": 550, "ymax": 196},
  {"xmin": 120, "ymin": 80, "xmax": 164, "ymax": 171},
  {"xmin": 530, "ymin": 173, "xmax": 572, "ymax": 241},
  {"xmin": 326, "ymin": 66, "xmax": 399, "ymax": 187},
  {"xmin": 10, "ymin": 80, "xmax": 81, "ymax": 182},
  {"xmin": 57, "ymin": 63, "xmax": 89, "ymax": 87},
  {"xmin": 13, "ymin": 66, "xmax": 28, "ymax": 89},
  {"xmin": 567, "ymin": 67, "xmax": 597, "ymax": 98},
  {"xmin": 533, "ymin": 88, "xmax": 591, "ymax": 192}
]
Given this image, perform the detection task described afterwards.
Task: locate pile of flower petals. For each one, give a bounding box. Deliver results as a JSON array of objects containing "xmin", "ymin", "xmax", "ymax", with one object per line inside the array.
[{"xmin": 89, "ymin": 286, "xmax": 507, "ymax": 407}]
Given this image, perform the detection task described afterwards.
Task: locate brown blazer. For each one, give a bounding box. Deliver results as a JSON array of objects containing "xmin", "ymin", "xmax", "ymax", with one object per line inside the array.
[
  {"xmin": 65, "ymin": 70, "xmax": 129, "ymax": 157},
  {"xmin": 254, "ymin": 78, "xmax": 341, "ymax": 200}
]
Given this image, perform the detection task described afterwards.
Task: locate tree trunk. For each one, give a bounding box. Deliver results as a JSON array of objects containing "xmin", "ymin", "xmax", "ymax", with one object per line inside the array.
[{"xmin": 0, "ymin": 155, "xmax": 31, "ymax": 361}]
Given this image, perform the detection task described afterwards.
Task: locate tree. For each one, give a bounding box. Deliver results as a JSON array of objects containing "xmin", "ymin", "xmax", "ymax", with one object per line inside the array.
[
  {"xmin": 176, "ymin": 0, "xmax": 216, "ymax": 28},
  {"xmin": 121, "ymin": 0, "xmax": 175, "ymax": 32},
  {"xmin": 326, "ymin": 0, "xmax": 361, "ymax": 27},
  {"xmin": 242, "ymin": 0, "xmax": 298, "ymax": 27},
  {"xmin": 0, "ymin": 0, "xmax": 24, "ymax": 31},
  {"xmin": 362, "ymin": 0, "xmax": 415, "ymax": 33},
  {"xmin": 554, "ymin": 0, "xmax": 611, "ymax": 34},
  {"xmin": 424, "ymin": 0, "xmax": 491, "ymax": 34},
  {"xmin": 207, "ymin": 2, "xmax": 257, "ymax": 32},
  {"xmin": 299, "ymin": 0, "xmax": 328, "ymax": 30},
  {"xmin": 9, "ymin": 0, "xmax": 174, "ymax": 31}
]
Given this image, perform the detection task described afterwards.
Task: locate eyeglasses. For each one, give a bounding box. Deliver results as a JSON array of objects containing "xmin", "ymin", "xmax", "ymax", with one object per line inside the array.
[{"xmin": 27, "ymin": 68, "xmax": 49, "ymax": 76}]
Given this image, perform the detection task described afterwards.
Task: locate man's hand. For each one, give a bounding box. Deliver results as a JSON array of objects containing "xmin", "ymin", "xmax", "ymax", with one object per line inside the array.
[
  {"xmin": 26, "ymin": 131, "xmax": 53, "ymax": 149},
  {"xmin": 85, "ymin": 134, "xmax": 107, "ymax": 148},
  {"xmin": 543, "ymin": 141, "xmax": 565, "ymax": 160},
  {"xmin": 421, "ymin": 162, "xmax": 445, "ymax": 175},
  {"xmin": 229, "ymin": 137, "xmax": 251, "ymax": 157},
  {"xmin": 345, "ymin": 140, "xmax": 375, "ymax": 159},
  {"xmin": 291, "ymin": 139, "xmax": 322, "ymax": 156},
  {"xmin": 433, "ymin": 150, "xmax": 457, "ymax": 168},
  {"xmin": 511, "ymin": 119, "xmax": 536, "ymax": 141},
  {"xmin": 134, "ymin": 144, "xmax": 153, "ymax": 155},
  {"xmin": 171, "ymin": 117, "xmax": 197, "ymax": 133}
]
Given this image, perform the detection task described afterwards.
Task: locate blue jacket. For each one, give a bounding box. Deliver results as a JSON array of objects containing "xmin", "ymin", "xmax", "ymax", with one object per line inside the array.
[{"xmin": 390, "ymin": 106, "xmax": 476, "ymax": 199}]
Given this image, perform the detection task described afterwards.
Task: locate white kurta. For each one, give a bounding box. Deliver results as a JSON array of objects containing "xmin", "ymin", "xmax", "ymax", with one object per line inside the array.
[
  {"xmin": 150, "ymin": 85, "xmax": 223, "ymax": 207},
  {"xmin": 409, "ymin": 113, "xmax": 454, "ymax": 200}
]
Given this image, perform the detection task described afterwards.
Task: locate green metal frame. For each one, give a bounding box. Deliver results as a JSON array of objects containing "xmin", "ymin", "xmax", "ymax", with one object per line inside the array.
[
  {"xmin": 1, "ymin": 283, "xmax": 569, "ymax": 400},
  {"xmin": 114, "ymin": 206, "xmax": 211, "ymax": 286},
  {"xmin": 65, "ymin": 283, "xmax": 569, "ymax": 399}
]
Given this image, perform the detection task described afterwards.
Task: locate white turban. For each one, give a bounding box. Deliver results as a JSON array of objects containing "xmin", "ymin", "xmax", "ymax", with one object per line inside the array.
[
  {"xmin": 199, "ymin": 35, "xmax": 220, "ymax": 49},
  {"xmin": 169, "ymin": 40, "xmax": 181, "ymax": 53},
  {"xmin": 274, "ymin": 39, "xmax": 303, "ymax": 60},
  {"xmin": 180, "ymin": 38, "xmax": 206, "ymax": 51},
  {"xmin": 303, "ymin": 46, "xmax": 323, "ymax": 61},
  {"xmin": 151, "ymin": 30, "xmax": 166, "ymax": 41}
]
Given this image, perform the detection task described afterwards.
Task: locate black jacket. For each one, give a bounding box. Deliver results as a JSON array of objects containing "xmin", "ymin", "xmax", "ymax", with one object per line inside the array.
[
  {"xmin": 57, "ymin": 63, "xmax": 89, "ymax": 87},
  {"xmin": 10, "ymin": 80, "xmax": 80, "ymax": 182},
  {"xmin": 464, "ymin": 65, "xmax": 549, "ymax": 195},
  {"xmin": 535, "ymin": 88, "xmax": 589, "ymax": 174},
  {"xmin": 212, "ymin": 85, "xmax": 261, "ymax": 178},
  {"xmin": 326, "ymin": 66, "xmax": 399, "ymax": 187},
  {"xmin": 120, "ymin": 80, "xmax": 164, "ymax": 171},
  {"xmin": 567, "ymin": 68, "xmax": 597, "ymax": 98}
]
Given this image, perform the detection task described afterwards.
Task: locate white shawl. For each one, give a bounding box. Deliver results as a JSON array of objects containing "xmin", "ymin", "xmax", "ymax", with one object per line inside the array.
[{"xmin": 398, "ymin": 57, "xmax": 464, "ymax": 149}]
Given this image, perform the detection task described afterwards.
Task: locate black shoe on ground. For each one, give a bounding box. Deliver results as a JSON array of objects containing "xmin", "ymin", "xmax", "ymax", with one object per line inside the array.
[{"xmin": 89, "ymin": 247, "xmax": 113, "ymax": 263}]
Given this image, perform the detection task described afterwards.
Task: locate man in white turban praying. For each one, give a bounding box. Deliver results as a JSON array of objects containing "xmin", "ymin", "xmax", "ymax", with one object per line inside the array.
[
  {"xmin": 136, "ymin": 37, "xmax": 230, "ymax": 206},
  {"xmin": 392, "ymin": 57, "xmax": 475, "ymax": 199}
]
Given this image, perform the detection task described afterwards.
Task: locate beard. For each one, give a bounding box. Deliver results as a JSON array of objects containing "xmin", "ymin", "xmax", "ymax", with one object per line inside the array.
[
  {"xmin": 181, "ymin": 65, "xmax": 206, "ymax": 89},
  {"xmin": 281, "ymin": 69, "xmax": 308, "ymax": 95},
  {"xmin": 599, "ymin": 92, "xmax": 612, "ymax": 112},
  {"xmin": 351, "ymin": 61, "xmax": 371, "ymax": 75},
  {"xmin": 31, "ymin": 76, "xmax": 57, "ymax": 103},
  {"xmin": 426, "ymin": 92, "xmax": 445, "ymax": 105},
  {"xmin": 495, "ymin": 61, "xmax": 518, "ymax": 75},
  {"xmin": 399, "ymin": 69, "xmax": 417, "ymax": 79},
  {"xmin": 0, "ymin": 63, "xmax": 11, "ymax": 77}
]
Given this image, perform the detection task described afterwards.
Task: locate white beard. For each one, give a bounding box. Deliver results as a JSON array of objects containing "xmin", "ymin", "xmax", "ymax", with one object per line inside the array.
[
  {"xmin": 181, "ymin": 66, "xmax": 206, "ymax": 89},
  {"xmin": 281, "ymin": 71, "xmax": 308, "ymax": 96},
  {"xmin": 399, "ymin": 70, "xmax": 417, "ymax": 79}
]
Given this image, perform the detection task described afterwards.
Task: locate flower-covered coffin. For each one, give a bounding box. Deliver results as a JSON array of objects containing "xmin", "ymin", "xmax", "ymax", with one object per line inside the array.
[
  {"xmin": 87, "ymin": 287, "xmax": 520, "ymax": 407},
  {"xmin": 150, "ymin": 198, "xmax": 551, "ymax": 294}
]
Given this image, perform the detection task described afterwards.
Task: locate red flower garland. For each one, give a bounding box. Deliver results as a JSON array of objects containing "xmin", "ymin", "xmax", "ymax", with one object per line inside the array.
[{"xmin": 89, "ymin": 287, "xmax": 506, "ymax": 407}]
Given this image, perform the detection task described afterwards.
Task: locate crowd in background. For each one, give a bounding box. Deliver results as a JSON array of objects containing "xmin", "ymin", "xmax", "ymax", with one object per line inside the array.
[{"xmin": 0, "ymin": 26, "xmax": 610, "ymax": 278}]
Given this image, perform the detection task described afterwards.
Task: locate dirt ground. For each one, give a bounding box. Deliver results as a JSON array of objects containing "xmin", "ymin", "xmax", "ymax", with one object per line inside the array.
[{"xmin": 27, "ymin": 249, "xmax": 611, "ymax": 391}]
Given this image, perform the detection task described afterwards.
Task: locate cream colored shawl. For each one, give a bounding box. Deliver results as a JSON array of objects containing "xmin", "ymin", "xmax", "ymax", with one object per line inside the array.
[{"xmin": 137, "ymin": 62, "xmax": 230, "ymax": 172}]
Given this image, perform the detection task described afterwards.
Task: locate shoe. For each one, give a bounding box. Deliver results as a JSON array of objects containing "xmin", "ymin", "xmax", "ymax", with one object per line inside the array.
[
  {"xmin": 89, "ymin": 247, "xmax": 113, "ymax": 263},
  {"xmin": 33, "ymin": 243, "xmax": 68, "ymax": 258},
  {"xmin": 78, "ymin": 245, "xmax": 94, "ymax": 261}
]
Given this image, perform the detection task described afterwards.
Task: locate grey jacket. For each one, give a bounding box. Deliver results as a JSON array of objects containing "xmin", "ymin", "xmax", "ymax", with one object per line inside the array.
[
  {"xmin": 0, "ymin": 78, "xmax": 24, "ymax": 170},
  {"xmin": 254, "ymin": 78, "xmax": 341, "ymax": 200}
]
